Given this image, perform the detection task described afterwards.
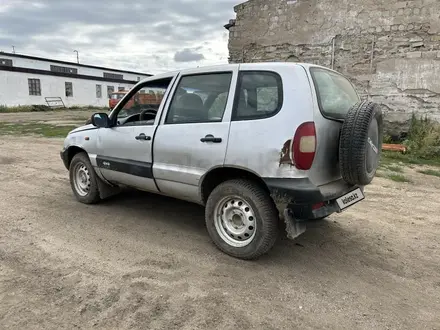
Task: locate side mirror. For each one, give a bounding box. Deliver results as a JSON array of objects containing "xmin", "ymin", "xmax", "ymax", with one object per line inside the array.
[{"xmin": 91, "ymin": 112, "xmax": 109, "ymax": 128}]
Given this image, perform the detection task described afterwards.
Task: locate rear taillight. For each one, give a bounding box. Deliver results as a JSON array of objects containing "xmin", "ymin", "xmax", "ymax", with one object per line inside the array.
[{"xmin": 292, "ymin": 122, "xmax": 316, "ymax": 170}]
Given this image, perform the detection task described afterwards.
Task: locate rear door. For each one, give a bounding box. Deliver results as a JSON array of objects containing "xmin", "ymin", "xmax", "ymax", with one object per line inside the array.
[
  {"xmin": 305, "ymin": 65, "xmax": 361, "ymax": 186},
  {"xmin": 153, "ymin": 65, "xmax": 239, "ymax": 203}
]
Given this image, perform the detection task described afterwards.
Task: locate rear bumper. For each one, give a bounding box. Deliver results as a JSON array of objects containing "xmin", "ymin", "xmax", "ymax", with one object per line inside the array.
[{"xmin": 263, "ymin": 177, "xmax": 362, "ymax": 220}]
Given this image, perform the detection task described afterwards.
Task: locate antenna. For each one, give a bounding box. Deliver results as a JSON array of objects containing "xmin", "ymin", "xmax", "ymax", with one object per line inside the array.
[
  {"xmin": 12, "ymin": 45, "xmax": 15, "ymax": 54},
  {"xmin": 73, "ymin": 50, "xmax": 79, "ymax": 63}
]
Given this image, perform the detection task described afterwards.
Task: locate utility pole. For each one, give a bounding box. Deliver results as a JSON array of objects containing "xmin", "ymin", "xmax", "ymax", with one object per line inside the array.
[
  {"xmin": 73, "ymin": 50, "xmax": 79, "ymax": 63},
  {"xmin": 12, "ymin": 45, "xmax": 15, "ymax": 54}
]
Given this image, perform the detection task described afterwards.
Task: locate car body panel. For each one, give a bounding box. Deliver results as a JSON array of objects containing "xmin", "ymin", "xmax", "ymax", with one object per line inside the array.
[{"xmin": 225, "ymin": 63, "xmax": 314, "ymax": 179}]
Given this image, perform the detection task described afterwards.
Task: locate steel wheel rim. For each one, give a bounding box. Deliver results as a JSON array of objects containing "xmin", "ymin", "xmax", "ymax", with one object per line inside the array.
[
  {"xmin": 72, "ymin": 162, "xmax": 91, "ymax": 197},
  {"xmin": 213, "ymin": 195, "xmax": 257, "ymax": 248}
]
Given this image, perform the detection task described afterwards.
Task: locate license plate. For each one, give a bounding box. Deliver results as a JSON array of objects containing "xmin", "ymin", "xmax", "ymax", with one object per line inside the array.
[{"xmin": 336, "ymin": 188, "xmax": 365, "ymax": 210}]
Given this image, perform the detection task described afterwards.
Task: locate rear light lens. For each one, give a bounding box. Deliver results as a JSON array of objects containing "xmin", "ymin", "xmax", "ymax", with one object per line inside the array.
[{"xmin": 292, "ymin": 122, "xmax": 316, "ymax": 170}]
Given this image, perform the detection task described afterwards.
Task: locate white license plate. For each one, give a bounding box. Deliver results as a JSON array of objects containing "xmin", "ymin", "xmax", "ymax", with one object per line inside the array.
[{"xmin": 336, "ymin": 188, "xmax": 365, "ymax": 210}]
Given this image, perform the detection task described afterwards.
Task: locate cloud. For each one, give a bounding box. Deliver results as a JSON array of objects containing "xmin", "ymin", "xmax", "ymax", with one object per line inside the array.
[
  {"xmin": 174, "ymin": 48, "xmax": 205, "ymax": 62},
  {"xmin": 0, "ymin": 0, "xmax": 240, "ymax": 74}
]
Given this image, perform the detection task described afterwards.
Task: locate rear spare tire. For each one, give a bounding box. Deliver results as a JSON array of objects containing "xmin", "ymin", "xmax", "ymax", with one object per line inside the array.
[{"xmin": 339, "ymin": 101, "xmax": 383, "ymax": 186}]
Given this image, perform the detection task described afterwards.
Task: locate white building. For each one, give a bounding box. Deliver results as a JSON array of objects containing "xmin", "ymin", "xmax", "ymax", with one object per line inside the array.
[{"xmin": 0, "ymin": 52, "xmax": 152, "ymax": 108}]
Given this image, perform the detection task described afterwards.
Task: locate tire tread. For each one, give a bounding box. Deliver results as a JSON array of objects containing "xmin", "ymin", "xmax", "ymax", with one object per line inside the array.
[{"xmin": 339, "ymin": 101, "xmax": 383, "ymax": 185}]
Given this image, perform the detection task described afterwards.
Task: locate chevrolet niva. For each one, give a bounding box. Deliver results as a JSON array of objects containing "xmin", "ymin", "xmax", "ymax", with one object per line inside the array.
[{"xmin": 61, "ymin": 63, "xmax": 383, "ymax": 260}]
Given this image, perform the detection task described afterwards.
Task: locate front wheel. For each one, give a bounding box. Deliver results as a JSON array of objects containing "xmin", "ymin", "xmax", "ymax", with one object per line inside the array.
[
  {"xmin": 69, "ymin": 152, "xmax": 101, "ymax": 204},
  {"xmin": 205, "ymin": 179, "xmax": 279, "ymax": 260}
]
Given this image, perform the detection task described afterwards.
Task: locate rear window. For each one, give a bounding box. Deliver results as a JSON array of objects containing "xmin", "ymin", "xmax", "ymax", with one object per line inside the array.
[{"xmin": 310, "ymin": 67, "xmax": 360, "ymax": 120}]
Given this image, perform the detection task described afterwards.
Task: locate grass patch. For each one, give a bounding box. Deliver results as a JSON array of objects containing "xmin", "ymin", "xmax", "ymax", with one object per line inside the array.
[
  {"xmin": 0, "ymin": 122, "xmax": 77, "ymax": 138},
  {"xmin": 0, "ymin": 104, "xmax": 108, "ymax": 113},
  {"xmin": 380, "ymin": 151, "xmax": 440, "ymax": 168},
  {"xmin": 417, "ymin": 169, "xmax": 440, "ymax": 177},
  {"xmin": 376, "ymin": 167, "xmax": 411, "ymax": 183},
  {"xmin": 387, "ymin": 173, "xmax": 412, "ymax": 183},
  {"xmin": 380, "ymin": 114, "xmax": 440, "ymax": 168},
  {"xmin": 383, "ymin": 164, "xmax": 403, "ymax": 173},
  {"xmin": 375, "ymin": 170, "xmax": 385, "ymax": 177}
]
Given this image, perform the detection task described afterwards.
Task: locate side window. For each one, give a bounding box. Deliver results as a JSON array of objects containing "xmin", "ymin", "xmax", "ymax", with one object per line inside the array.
[
  {"xmin": 114, "ymin": 77, "xmax": 171, "ymax": 126},
  {"xmin": 165, "ymin": 72, "xmax": 232, "ymax": 124},
  {"xmin": 233, "ymin": 71, "xmax": 283, "ymax": 121}
]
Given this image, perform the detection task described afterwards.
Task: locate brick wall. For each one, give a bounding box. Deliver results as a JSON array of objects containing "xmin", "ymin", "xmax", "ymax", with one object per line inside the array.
[{"xmin": 226, "ymin": 0, "xmax": 440, "ymax": 136}]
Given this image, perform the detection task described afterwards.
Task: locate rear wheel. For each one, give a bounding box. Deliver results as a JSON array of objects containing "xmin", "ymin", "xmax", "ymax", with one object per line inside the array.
[
  {"xmin": 205, "ymin": 179, "xmax": 279, "ymax": 260},
  {"xmin": 69, "ymin": 152, "xmax": 101, "ymax": 204}
]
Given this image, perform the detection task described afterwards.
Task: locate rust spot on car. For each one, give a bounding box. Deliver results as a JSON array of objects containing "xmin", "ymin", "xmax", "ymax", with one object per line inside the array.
[{"xmin": 279, "ymin": 139, "xmax": 292, "ymax": 166}]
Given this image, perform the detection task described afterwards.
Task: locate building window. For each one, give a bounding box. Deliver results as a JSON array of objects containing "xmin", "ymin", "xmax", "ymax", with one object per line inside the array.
[
  {"xmin": 118, "ymin": 86, "xmax": 125, "ymax": 92},
  {"xmin": 28, "ymin": 78, "xmax": 41, "ymax": 96},
  {"xmin": 96, "ymin": 84, "xmax": 102, "ymax": 98},
  {"xmin": 65, "ymin": 82, "xmax": 73, "ymax": 97},
  {"xmin": 107, "ymin": 85, "xmax": 114, "ymax": 98},
  {"xmin": 0, "ymin": 58, "xmax": 13, "ymax": 67},
  {"xmin": 137, "ymin": 76, "xmax": 140, "ymax": 81},
  {"xmin": 51, "ymin": 65, "xmax": 78, "ymax": 74},
  {"xmin": 104, "ymin": 72, "xmax": 123, "ymax": 80}
]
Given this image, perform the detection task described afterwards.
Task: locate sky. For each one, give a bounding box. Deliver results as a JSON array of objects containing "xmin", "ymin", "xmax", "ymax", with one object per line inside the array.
[{"xmin": 0, "ymin": 0, "xmax": 241, "ymax": 75}]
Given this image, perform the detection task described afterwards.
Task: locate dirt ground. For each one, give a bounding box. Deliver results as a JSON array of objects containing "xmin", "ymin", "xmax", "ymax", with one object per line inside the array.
[{"xmin": 0, "ymin": 113, "xmax": 440, "ymax": 329}]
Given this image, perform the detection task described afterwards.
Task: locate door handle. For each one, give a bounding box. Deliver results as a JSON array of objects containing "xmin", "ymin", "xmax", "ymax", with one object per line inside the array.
[
  {"xmin": 200, "ymin": 134, "xmax": 222, "ymax": 143},
  {"xmin": 135, "ymin": 133, "xmax": 151, "ymax": 141}
]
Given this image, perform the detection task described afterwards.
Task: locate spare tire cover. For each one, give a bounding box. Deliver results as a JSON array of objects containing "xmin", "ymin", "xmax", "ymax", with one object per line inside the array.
[{"xmin": 339, "ymin": 101, "xmax": 383, "ymax": 186}]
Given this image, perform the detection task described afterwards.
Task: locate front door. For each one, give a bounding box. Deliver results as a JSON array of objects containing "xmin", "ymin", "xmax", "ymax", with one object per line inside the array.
[
  {"xmin": 153, "ymin": 65, "xmax": 239, "ymax": 203},
  {"xmin": 96, "ymin": 75, "xmax": 177, "ymax": 192}
]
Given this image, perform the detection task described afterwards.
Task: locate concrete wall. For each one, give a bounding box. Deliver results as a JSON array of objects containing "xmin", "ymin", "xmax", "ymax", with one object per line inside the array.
[
  {"xmin": 226, "ymin": 0, "xmax": 440, "ymax": 136},
  {"xmin": 0, "ymin": 71, "xmax": 135, "ymax": 107}
]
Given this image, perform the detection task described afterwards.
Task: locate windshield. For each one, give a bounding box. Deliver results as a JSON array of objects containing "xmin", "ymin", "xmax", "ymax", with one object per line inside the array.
[{"xmin": 310, "ymin": 67, "xmax": 360, "ymax": 120}]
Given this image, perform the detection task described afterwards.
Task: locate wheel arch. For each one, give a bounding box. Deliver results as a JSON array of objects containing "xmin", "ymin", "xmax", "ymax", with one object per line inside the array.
[
  {"xmin": 65, "ymin": 145, "xmax": 88, "ymax": 168},
  {"xmin": 200, "ymin": 166, "xmax": 270, "ymax": 205}
]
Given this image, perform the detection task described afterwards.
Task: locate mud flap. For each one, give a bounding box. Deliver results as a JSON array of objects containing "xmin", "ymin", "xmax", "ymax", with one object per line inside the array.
[
  {"xmin": 96, "ymin": 175, "xmax": 121, "ymax": 200},
  {"xmin": 283, "ymin": 208, "xmax": 307, "ymax": 240}
]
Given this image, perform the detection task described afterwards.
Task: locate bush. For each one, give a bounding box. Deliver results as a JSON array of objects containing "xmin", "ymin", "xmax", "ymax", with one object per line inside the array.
[
  {"xmin": 30, "ymin": 104, "xmax": 52, "ymax": 112},
  {"xmin": 403, "ymin": 113, "xmax": 440, "ymax": 159}
]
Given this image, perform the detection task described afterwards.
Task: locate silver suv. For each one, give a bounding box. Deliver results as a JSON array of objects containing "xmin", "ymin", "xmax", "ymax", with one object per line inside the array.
[{"xmin": 61, "ymin": 63, "xmax": 383, "ymax": 260}]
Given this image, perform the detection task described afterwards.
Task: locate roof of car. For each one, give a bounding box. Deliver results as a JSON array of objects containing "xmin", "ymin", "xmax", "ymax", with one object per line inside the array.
[{"xmin": 137, "ymin": 62, "xmax": 339, "ymax": 85}]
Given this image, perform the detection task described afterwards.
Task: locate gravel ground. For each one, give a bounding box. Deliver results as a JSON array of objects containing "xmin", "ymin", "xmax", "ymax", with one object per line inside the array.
[{"xmin": 0, "ymin": 131, "xmax": 439, "ymax": 329}]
